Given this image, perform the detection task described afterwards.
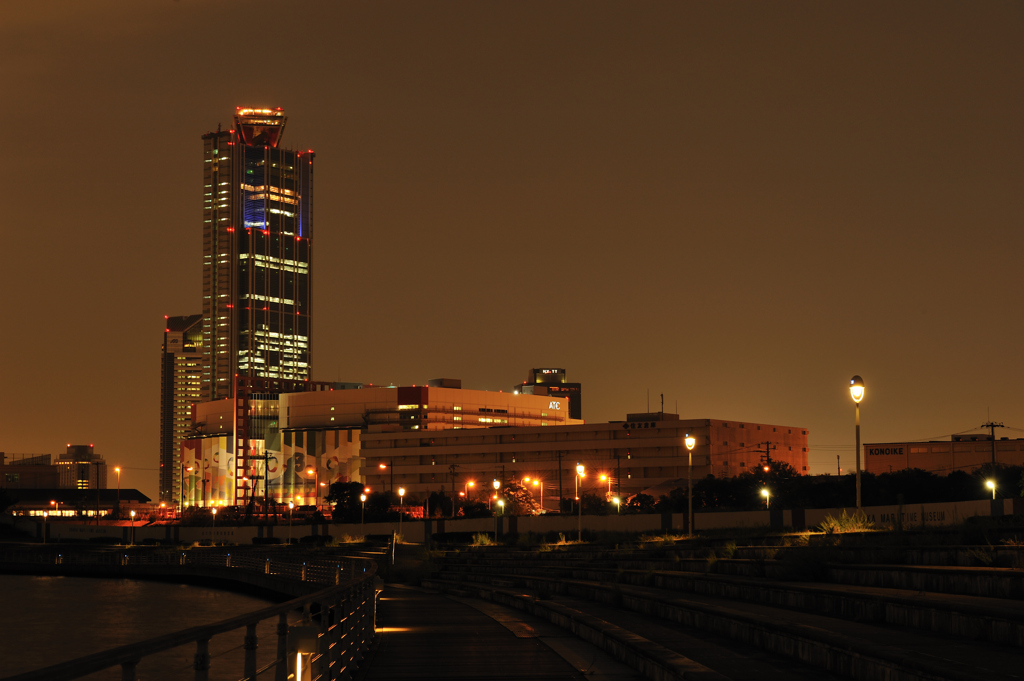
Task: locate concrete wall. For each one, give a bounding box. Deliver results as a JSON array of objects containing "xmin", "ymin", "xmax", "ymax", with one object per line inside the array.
[{"xmin": 6, "ymin": 497, "xmax": 1014, "ymax": 546}]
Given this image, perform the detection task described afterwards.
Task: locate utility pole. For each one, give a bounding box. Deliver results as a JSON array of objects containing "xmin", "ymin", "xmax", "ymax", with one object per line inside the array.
[
  {"xmin": 557, "ymin": 451, "xmax": 563, "ymax": 513},
  {"xmin": 836, "ymin": 455, "xmax": 841, "ymax": 476},
  {"xmin": 982, "ymin": 421, "xmax": 1005, "ymax": 464},
  {"xmin": 758, "ymin": 442, "xmax": 776, "ymax": 471}
]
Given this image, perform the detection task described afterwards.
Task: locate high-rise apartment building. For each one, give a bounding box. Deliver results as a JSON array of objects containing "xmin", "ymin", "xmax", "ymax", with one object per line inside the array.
[
  {"xmin": 201, "ymin": 107, "xmax": 314, "ymax": 402},
  {"xmin": 159, "ymin": 314, "xmax": 203, "ymax": 503}
]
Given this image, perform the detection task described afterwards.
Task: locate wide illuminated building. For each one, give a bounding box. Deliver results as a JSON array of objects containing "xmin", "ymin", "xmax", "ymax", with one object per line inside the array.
[
  {"xmin": 180, "ymin": 382, "xmax": 577, "ymax": 507},
  {"xmin": 201, "ymin": 107, "xmax": 314, "ymax": 401}
]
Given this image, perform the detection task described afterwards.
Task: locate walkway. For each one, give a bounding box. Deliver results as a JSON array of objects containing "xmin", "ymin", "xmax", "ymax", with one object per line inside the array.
[{"xmin": 356, "ymin": 585, "xmax": 642, "ymax": 681}]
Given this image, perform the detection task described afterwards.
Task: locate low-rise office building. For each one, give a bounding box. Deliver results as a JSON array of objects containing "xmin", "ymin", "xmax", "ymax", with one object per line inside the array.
[
  {"xmin": 352, "ymin": 413, "xmax": 808, "ymax": 509},
  {"xmin": 181, "ymin": 382, "xmax": 576, "ymax": 507},
  {"xmin": 0, "ymin": 453, "xmax": 60, "ymax": 489},
  {"xmin": 865, "ymin": 435, "xmax": 1024, "ymax": 475}
]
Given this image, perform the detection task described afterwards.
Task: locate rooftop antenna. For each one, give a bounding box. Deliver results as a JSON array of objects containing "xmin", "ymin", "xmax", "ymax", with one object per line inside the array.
[{"xmin": 660, "ymin": 393, "xmax": 664, "ymax": 413}]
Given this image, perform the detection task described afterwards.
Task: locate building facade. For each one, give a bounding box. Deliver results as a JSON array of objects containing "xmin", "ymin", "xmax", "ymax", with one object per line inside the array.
[
  {"xmin": 0, "ymin": 453, "xmax": 59, "ymax": 489},
  {"xmin": 201, "ymin": 107, "xmax": 314, "ymax": 402},
  {"xmin": 354, "ymin": 413, "xmax": 809, "ymax": 508},
  {"xmin": 515, "ymin": 368, "xmax": 582, "ymax": 420},
  {"xmin": 54, "ymin": 445, "xmax": 107, "ymax": 490},
  {"xmin": 159, "ymin": 314, "xmax": 203, "ymax": 503},
  {"xmin": 180, "ymin": 383, "xmax": 577, "ymax": 507},
  {"xmin": 865, "ymin": 435, "xmax": 1024, "ymax": 475}
]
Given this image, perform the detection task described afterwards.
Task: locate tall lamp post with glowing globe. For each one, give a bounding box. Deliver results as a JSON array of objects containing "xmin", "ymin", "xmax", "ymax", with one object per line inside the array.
[
  {"xmin": 685, "ymin": 434, "xmax": 696, "ymax": 536},
  {"xmin": 575, "ymin": 464, "xmax": 585, "ymax": 542},
  {"xmin": 850, "ymin": 375, "xmax": 865, "ymax": 510}
]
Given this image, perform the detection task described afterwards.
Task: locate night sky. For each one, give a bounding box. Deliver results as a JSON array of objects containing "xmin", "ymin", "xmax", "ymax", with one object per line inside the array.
[{"xmin": 2, "ymin": 1, "xmax": 1021, "ymax": 499}]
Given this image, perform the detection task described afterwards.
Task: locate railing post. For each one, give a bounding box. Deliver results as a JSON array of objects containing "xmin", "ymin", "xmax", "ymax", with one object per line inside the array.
[
  {"xmin": 333, "ymin": 598, "xmax": 346, "ymax": 675},
  {"xmin": 243, "ymin": 622, "xmax": 258, "ymax": 680},
  {"xmin": 121, "ymin": 658, "xmax": 140, "ymax": 681},
  {"xmin": 316, "ymin": 600, "xmax": 330, "ymax": 679},
  {"xmin": 193, "ymin": 637, "xmax": 211, "ymax": 681},
  {"xmin": 337, "ymin": 597, "xmax": 351, "ymax": 681},
  {"xmin": 275, "ymin": 612, "xmax": 289, "ymax": 681}
]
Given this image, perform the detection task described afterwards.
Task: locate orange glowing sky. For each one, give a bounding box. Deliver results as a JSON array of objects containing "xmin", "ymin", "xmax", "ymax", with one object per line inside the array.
[{"xmin": 1, "ymin": 1, "xmax": 1021, "ymax": 498}]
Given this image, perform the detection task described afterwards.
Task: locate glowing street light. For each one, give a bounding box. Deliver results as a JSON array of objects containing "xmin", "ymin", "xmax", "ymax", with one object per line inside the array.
[
  {"xmin": 115, "ymin": 466, "xmax": 121, "ymax": 519},
  {"xmin": 613, "ymin": 497, "xmax": 621, "ymax": 514},
  {"xmin": 180, "ymin": 465, "xmax": 194, "ymax": 515},
  {"xmin": 42, "ymin": 511, "xmax": 48, "ymax": 544},
  {"xmin": 398, "ymin": 488, "xmax": 406, "ymax": 539},
  {"xmin": 212, "ymin": 507, "xmax": 218, "ymax": 530},
  {"xmin": 986, "ymin": 479, "xmax": 996, "ymax": 500},
  {"xmin": 532, "ymin": 478, "xmax": 543, "ymax": 513},
  {"xmin": 306, "ymin": 466, "xmax": 319, "ymax": 511},
  {"xmin": 288, "ymin": 501, "xmax": 294, "ymax": 545},
  {"xmin": 761, "ymin": 488, "xmax": 770, "ymax": 509},
  {"xmin": 129, "ymin": 509, "xmax": 136, "ymax": 546},
  {"xmin": 360, "ymin": 494, "xmax": 366, "ymax": 523},
  {"xmin": 850, "ymin": 375, "xmax": 865, "ymax": 509},
  {"xmin": 575, "ymin": 464, "xmax": 585, "ymax": 542},
  {"xmin": 492, "ymin": 479, "xmax": 501, "ymax": 538},
  {"xmin": 685, "ymin": 435, "xmax": 696, "ymax": 537}
]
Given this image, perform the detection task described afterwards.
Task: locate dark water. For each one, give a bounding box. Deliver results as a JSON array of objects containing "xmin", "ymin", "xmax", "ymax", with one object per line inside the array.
[{"xmin": 0, "ymin": 575, "xmax": 298, "ymax": 680}]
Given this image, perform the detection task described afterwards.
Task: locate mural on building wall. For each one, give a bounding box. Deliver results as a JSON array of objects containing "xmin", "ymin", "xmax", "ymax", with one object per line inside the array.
[{"xmin": 181, "ymin": 428, "xmax": 359, "ymax": 507}]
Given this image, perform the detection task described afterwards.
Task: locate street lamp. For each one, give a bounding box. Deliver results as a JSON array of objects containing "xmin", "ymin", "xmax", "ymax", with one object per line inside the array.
[
  {"xmin": 599, "ymin": 474, "xmax": 611, "ymax": 497},
  {"xmin": 850, "ymin": 375, "xmax": 865, "ymax": 509},
  {"xmin": 398, "ymin": 488, "xmax": 406, "ymax": 539},
  {"xmin": 986, "ymin": 480, "xmax": 996, "ymax": 500},
  {"xmin": 761, "ymin": 488, "xmax": 770, "ymax": 509},
  {"xmin": 42, "ymin": 511, "xmax": 47, "ymax": 544},
  {"xmin": 212, "ymin": 507, "xmax": 217, "ymax": 530},
  {"xmin": 613, "ymin": 497, "xmax": 621, "ymax": 514},
  {"xmin": 685, "ymin": 435, "xmax": 696, "ymax": 537},
  {"xmin": 288, "ymin": 501, "xmax": 294, "ymax": 545},
  {"xmin": 115, "ymin": 466, "xmax": 121, "ymax": 519},
  {"xmin": 360, "ymin": 494, "xmax": 366, "ymax": 523},
  {"xmin": 532, "ymin": 479, "xmax": 543, "ymax": 513},
  {"xmin": 306, "ymin": 467, "xmax": 319, "ymax": 511},
  {"xmin": 129, "ymin": 510, "xmax": 136, "ymax": 546},
  {"xmin": 575, "ymin": 464, "xmax": 585, "ymax": 542},
  {"xmin": 180, "ymin": 465, "xmax": 194, "ymax": 516},
  {"xmin": 492, "ymin": 479, "xmax": 501, "ymax": 538}
]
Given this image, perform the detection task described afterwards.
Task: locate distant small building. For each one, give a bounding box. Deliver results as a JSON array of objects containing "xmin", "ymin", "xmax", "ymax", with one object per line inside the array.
[
  {"xmin": 4, "ymin": 488, "xmax": 151, "ymax": 518},
  {"xmin": 54, "ymin": 445, "xmax": 108, "ymax": 490},
  {"xmin": 514, "ymin": 368, "xmax": 582, "ymax": 420},
  {"xmin": 0, "ymin": 453, "xmax": 60, "ymax": 489},
  {"xmin": 864, "ymin": 435, "xmax": 1024, "ymax": 475}
]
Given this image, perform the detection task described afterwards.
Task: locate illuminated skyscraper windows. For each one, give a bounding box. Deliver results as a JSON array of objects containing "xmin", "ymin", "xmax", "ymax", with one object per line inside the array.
[{"xmin": 200, "ymin": 108, "xmax": 314, "ymax": 401}]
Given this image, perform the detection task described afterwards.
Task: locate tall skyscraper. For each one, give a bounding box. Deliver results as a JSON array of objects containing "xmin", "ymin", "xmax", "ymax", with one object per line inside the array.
[
  {"xmin": 159, "ymin": 314, "xmax": 203, "ymax": 503},
  {"xmin": 201, "ymin": 107, "xmax": 314, "ymax": 402}
]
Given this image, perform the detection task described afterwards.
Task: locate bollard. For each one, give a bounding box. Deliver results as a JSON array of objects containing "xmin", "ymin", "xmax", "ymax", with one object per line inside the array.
[{"xmin": 193, "ymin": 637, "xmax": 211, "ymax": 681}]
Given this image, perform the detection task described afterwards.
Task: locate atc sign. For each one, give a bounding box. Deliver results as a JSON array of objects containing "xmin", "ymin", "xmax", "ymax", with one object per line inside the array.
[{"xmin": 548, "ymin": 401, "xmax": 561, "ymax": 410}]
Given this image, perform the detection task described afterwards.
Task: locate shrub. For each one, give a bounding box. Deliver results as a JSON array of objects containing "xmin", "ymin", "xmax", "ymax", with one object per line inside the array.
[{"xmin": 819, "ymin": 510, "xmax": 874, "ymax": 534}]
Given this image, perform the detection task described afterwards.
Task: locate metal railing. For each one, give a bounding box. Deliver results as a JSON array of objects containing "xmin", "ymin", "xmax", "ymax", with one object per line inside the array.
[{"xmin": 0, "ymin": 548, "xmax": 379, "ymax": 681}]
